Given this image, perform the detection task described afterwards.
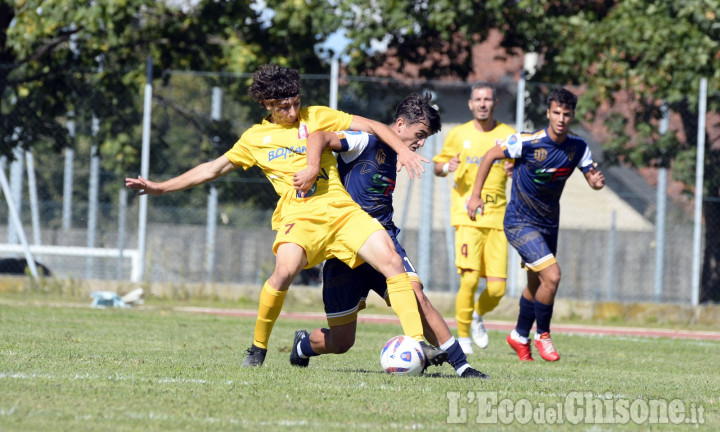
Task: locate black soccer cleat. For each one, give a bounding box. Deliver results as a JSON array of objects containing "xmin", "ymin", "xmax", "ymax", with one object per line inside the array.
[
  {"xmin": 290, "ymin": 330, "xmax": 310, "ymax": 367},
  {"xmin": 418, "ymin": 341, "xmax": 449, "ymax": 371},
  {"xmin": 242, "ymin": 344, "xmax": 267, "ymax": 367},
  {"xmin": 461, "ymin": 367, "xmax": 490, "ymax": 379}
]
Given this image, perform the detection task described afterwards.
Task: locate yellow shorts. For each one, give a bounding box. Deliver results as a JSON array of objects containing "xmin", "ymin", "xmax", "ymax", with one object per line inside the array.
[
  {"xmin": 273, "ymin": 198, "xmax": 384, "ymax": 269},
  {"xmin": 454, "ymin": 225, "xmax": 508, "ymax": 278}
]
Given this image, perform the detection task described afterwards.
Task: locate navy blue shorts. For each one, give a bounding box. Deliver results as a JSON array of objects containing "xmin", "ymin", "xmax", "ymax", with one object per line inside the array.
[
  {"xmin": 504, "ymin": 224, "xmax": 558, "ymax": 271},
  {"xmin": 322, "ymin": 227, "xmax": 419, "ymax": 326}
]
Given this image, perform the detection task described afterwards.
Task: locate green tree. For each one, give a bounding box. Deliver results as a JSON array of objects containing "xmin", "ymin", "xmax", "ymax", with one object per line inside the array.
[{"xmin": 0, "ymin": 0, "xmax": 335, "ymax": 217}]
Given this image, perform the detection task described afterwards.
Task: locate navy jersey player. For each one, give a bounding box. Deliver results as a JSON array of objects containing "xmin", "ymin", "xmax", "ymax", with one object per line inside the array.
[
  {"xmin": 291, "ymin": 93, "xmax": 488, "ymax": 378},
  {"xmin": 467, "ymin": 88, "xmax": 605, "ymax": 362}
]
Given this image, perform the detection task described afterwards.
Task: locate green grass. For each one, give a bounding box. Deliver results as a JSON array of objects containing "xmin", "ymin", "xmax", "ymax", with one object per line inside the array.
[{"xmin": 0, "ymin": 299, "xmax": 718, "ymax": 431}]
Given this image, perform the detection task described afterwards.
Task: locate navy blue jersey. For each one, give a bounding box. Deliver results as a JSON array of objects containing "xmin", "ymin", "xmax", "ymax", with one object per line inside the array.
[
  {"xmin": 502, "ymin": 128, "xmax": 595, "ymax": 233},
  {"xmin": 335, "ymin": 130, "xmax": 397, "ymax": 229}
]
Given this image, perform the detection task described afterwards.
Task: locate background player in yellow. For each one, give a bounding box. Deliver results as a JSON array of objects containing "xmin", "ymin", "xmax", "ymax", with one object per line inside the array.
[
  {"xmin": 125, "ymin": 64, "xmax": 448, "ymax": 368},
  {"xmin": 433, "ymin": 82, "xmax": 515, "ymax": 354}
]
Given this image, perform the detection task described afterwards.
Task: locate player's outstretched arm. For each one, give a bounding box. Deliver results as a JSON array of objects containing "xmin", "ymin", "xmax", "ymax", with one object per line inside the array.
[
  {"xmin": 467, "ymin": 145, "xmax": 505, "ymax": 221},
  {"xmin": 349, "ymin": 115, "xmax": 428, "ymax": 179},
  {"xmin": 294, "ymin": 131, "xmax": 341, "ymax": 196},
  {"xmin": 585, "ymin": 166, "xmax": 605, "ymax": 190},
  {"xmin": 125, "ymin": 155, "xmax": 237, "ymax": 196}
]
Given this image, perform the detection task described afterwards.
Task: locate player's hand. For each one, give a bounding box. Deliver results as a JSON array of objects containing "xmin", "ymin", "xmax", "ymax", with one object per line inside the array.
[
  {"xmin": 466, "ymin": 196, "xmax": 484, "ymax": 221},
  {"xmin": 588, "ymin": 167, "xmax": 605, "ymax": 190},
  {"xmin": 293, "ymin": 167, "xmax": 319, "ymax": 197},
  {"xmin": 504, "ymin": 160, "xmax": 514, "ymax": 177},
  {"xmin": 447, "ymin": 153, "xmax": 461, "ymax": 172},
  {"xmin": 396, "ymin": 147, "xmax": 428, "ymax": 180},
  {"xmin": 125, "ymin": 176, "xmax": 162, "ymax": 196}
]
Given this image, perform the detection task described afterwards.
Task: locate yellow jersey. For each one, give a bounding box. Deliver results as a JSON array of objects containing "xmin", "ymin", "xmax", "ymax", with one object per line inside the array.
[
  {"xmin": 433, "ymin": 121, "xmax": 515, "ymax": 229},
  {"xmin": 225, "ymin": 105, "xmax": 354, "ymax": 231}
]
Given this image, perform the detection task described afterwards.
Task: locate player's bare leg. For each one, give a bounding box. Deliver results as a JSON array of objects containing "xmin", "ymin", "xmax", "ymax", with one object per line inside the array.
[
  {"xmin": 308, "ymin": 322, "xmax": 358, "ymax": 354},
  {"xmin": 358, "ymin": 231, "xmax": 423, "ymax": 339},
  {"xmin": 413, "ymin": 283, "xmax": 443, "ymax": 346},
  {"xmin": 244, "ymin": 243, "xmax": 307, "ymax": 367},
  {"xmin": 413, "ymin": 282, "xmax": 488, "ymax": 378},
  {"xmin": 290, "ymin": 321, "xmax": 358, "ymax": 367}
]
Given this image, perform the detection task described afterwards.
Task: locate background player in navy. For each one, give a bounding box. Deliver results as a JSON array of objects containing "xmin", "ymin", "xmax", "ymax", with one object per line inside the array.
[
  {"xmin": 292, "ymin": 93, "xmax": 488, "ymax": 378},
  {"xmin": 467, "ymin": 88, "xmax": 605, "ymax": 362}
]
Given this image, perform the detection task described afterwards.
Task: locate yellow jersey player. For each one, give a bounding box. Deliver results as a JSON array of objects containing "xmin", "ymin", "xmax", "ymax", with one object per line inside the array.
[
  {"xmin": 125, "ymin": 64, "xmax": 448, "ymax": 368},
  {"xmin": 433, "ymin": 82, "xmax": 515, "ymax": 354}
]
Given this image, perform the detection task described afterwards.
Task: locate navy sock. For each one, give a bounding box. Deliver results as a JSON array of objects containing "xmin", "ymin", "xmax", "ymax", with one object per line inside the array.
[
  {"xmin": 444, "ymin": 339, "xmax": 468, "ymax": 371},
  {"xmin": 299, "ymin": 334, "xmax": 319, "ymax": 358},
  {"xmin": 516, "ymin": 296, "xmax": 536, "ymax": 338},
  {"xmin": 534, "ymin": 300, "xmax": 554, "ymax": 334}
]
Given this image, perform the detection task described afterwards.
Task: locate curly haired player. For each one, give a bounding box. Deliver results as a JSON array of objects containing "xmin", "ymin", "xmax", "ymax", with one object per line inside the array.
[{"xmin": 126, "ymin": 64, "xmax": 447, "ymax": 367}]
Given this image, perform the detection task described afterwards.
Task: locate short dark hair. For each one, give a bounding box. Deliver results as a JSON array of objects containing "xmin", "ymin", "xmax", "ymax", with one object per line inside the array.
[
  {"xmin": 249, "ymin": 64, "xmax": 301, "ymax": 104},
  {"xmin": 547, "ymin": 88, "xmax": 577, "ymax": 111},
  {"xmin": 394, "ymin": 93, "xmax": 441, "ymax": 134},
  {"xmin": 469, "ymin": 81, "xmax": 497, "ymax": 99}
]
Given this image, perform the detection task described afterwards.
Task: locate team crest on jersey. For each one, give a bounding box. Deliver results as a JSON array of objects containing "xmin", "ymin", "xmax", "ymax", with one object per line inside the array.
[
  {"xmin": 376, "ymin": 148, "xmax": 387, "ymax": 165},
  {"xmin": 508, "ymin": 135, "xmax": 518, "ymax": 145},
  {"xmin": 298, "ymin": 122, "xmax": 309, "ymax": 140},
  {"xmin": 534, "ymin": 148, "xmax": 548, "ymax": 162},
  {"xmin": 565, "ymin": 148, "xmax": 575, "ymax": 161}
]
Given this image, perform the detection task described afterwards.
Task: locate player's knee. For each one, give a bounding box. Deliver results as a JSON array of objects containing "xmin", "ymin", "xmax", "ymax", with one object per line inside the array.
[
  {"xmin": 270, "ymin": 264, "xmax": 304, "ymax": 289},
  {"xmin": 384, "ymin": 252, "xmax": 404, "ymax": 275},
  {"xmin": 486, "ymin": 280, "xmax": 506, "ymax": 299},
  {"xmin": 460, "ymin": 270, "xmax": 481, "ymax": 292}
]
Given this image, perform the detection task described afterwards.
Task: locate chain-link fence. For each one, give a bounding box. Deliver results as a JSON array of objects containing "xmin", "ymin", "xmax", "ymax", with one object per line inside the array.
[{"xmin": 1, "ymin": 66, "xmax": 718, "ymax": 305}]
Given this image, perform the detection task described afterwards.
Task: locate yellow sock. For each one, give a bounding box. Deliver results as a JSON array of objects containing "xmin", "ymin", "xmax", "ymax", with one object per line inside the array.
[
  {"xmin": 252, "ymin": 281, "xmax": 287, "ymax": 349},
  {"xmin": 386, "ymin": 273, "xmax": 424, "ymax": 341},
  {"xmin": 476, "ymin": 280, "xmax": 506, "ymax": 316},
  {"xmin": 455, "ymin": 271, "xmax": 479, "ymax": 338}
]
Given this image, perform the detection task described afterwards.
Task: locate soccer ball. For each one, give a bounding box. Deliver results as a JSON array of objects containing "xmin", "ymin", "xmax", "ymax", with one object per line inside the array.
[{"xmin": 380, "ymin": 335, "xmax": 425, "ymax": 376}]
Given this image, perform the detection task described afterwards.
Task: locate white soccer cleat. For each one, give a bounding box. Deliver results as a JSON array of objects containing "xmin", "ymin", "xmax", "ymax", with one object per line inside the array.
[
  {"xmin": 471, "ymin": 314, "xmax": 489, "ymax": 349},
  {"xmin": 458, "ymin": 337, "xmax": 474, "ymax": 355}
]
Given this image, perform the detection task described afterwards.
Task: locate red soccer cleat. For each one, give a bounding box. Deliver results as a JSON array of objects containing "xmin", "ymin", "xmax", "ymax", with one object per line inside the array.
[
  {"xmin": 506, "ymin": 331, "xmax": 534, "ymax": 361},
  {"xmin": 534, "ymin": 332, "xmax": 560, "ymax": 361}
]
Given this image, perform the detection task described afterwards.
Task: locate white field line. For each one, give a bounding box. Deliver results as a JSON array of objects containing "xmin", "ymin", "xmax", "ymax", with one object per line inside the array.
[{"xmin": 0, "ymin": 371, "xmax": 250, "ymax": 386}]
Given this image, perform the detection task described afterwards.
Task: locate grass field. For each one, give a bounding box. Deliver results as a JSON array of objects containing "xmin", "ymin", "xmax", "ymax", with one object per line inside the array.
[{"xmin": 1, "ymin": 297, "xmax": 718, "ymax": 431}]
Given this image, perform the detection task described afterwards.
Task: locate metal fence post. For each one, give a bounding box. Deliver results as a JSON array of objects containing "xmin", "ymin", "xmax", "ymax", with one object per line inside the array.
[
  {"xmin": 417, "ymin": 134, "xmax": 435, "ymax": 286},
  {"xmin": 86, "ymin": 118, "xmax": 100, "ymax": 279},
  {"xmin": 118, "ymin": 188, "xmax": 127, "ymax": 279},
  {"xmin": 691, "ymin": 78, "xmax": 707, "ymax": 306},
  {"xmin": 136, "ymin": 56, "xmax": 153, "ymax": 283},
  {"xmin": 654, "ymin": 105, "xmax": 669, "ymax": 302},
  {"xmin": 607, "ymin": 210, "xmax": 616, "ymax": 300},
  {"xmin": 205, "ymin": 86, "xmax": 222, "ymax": 284},
  {"xmin": 62, "ymin": 116, "xmax": 74, "ymax": 232},
  {"xmin": 25, "ymin": 150, "xmax": 41, "ymax": 245},
  {"xmin": 8, "ymin": 145, "xmax": 23, "ymax": 244}
]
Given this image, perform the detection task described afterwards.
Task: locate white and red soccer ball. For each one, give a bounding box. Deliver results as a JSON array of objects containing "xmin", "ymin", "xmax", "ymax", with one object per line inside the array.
[{"xmin": 380, "ymin": 335, "xmax": 425, "ymax": 376}]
